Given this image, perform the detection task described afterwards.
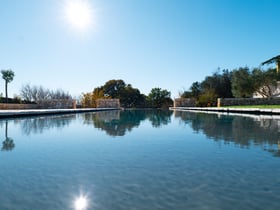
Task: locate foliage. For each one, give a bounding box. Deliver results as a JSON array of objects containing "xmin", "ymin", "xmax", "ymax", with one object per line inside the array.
[
  {"xmin": 231, "ymin": 67, "xmax": 254, "ymax": 97},
  {"xmin": 181, "ymin": 69, "xmax": 232, "ymax": 106},
  {"xmin": 1, "ymin": 69, "xmax": 15, "ymax": 102},
  {"xmin": 251, "ymin": 68, "xmax": 278, "ymax": 97},
  {"xmin": 200, "ymin": 69, "xmax": 233, "ymax": 99},
  {"xmin": 20, "ymin": 84, "xmax": 72, "ymax": 102},
  {"xmin": 180, "ymin": 66, "xmax": 280, "ymax": 107},
  {"xmin": 197, "ymin": 89, "xmax": 218, "ymax": 107},
  {"xmin": 82, "ymin": 80, "xmax": 146, "ymax": 108},
  {"xmin": 81, "ymin": 80, "xmax": 173, "ymax": 108},
  {"xmin": 103, "ymin": 79, "xmax": 126, "ymax": 98},
  {"xmin": 231, "ymin": 67, "xmax": 278, "ymax": 98},
  {"xmin": 190, "ymin": 81, "xmax": 202, "ymax": 98},
  {"xmin": 147, "ymin": 88, "xmax": 173, "ymax": 108},
  {"xmin": 119, "ymin": 85, "xmax": 146, "ymax": 108}
]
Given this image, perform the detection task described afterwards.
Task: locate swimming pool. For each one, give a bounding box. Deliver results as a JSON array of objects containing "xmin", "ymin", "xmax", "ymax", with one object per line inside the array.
[{"xmin": 0, "ymin": 110, "xmax": 279, "ymax": 209}]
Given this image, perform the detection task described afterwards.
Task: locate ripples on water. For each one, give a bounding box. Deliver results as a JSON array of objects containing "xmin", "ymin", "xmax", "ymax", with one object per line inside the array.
[{"xmin": 0, "ymin": 110, "xmax": 279, "ymax": 210}]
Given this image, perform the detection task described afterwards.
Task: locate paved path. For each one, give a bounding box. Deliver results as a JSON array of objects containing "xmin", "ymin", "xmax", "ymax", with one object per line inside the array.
[
  {"xmin": 170, "ymin": 107, "xmax": 280, "ymax": 115},
  {"xmin": 0, "ymin": 108, "xmax": 119, "ymax": 118}
]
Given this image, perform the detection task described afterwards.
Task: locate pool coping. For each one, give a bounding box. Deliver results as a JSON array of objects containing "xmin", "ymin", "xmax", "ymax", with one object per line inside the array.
[
  {"xmin": 170, "ymin": 107, "xmax": 280, "ymax": 115},
  {"xmin": 0, "ymin": 108, "xmax": 120, "ymax": 118}
]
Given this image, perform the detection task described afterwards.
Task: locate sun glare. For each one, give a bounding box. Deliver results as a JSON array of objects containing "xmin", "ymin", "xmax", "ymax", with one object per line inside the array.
[
  {"xmin": 74, "ymin": 195, "xmax": 88, "ymax": 210},
  {"xmin": 63, "ymin": 0, "xmax": 93, "ymax": 31}
]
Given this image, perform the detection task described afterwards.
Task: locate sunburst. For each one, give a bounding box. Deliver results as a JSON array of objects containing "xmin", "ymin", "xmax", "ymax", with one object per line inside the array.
[{"xmin": 63, "ymin": 0, "xmax": 93, "ymax": 31}]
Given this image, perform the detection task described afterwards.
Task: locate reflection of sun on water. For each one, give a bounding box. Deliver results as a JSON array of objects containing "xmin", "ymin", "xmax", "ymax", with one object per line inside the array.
[
  {"xmin": 74, "ymin": 195, "xmax": 88, "ymax": 210},
  {"xmin": 63, "ymin": 0, "xmax": 94, "ymax": 31}
]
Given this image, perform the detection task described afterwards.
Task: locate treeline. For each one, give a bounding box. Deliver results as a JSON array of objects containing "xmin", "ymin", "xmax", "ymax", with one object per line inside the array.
[
  {"xmin": 20, "ymin": 84, "xmax": 72, "ymax": 103},
  {"xmin": 81, "ymin": 79, "xmax": 173, "ymax": 108},
  {"xmin": 180, "ymin": 67, "xmax": 280, "ymax": 106}
]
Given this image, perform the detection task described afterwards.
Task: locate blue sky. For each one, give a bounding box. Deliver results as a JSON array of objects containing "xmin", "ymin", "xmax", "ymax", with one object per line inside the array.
[{"xmin": 0, "ymin": 0, "xmax": 280, "ymax": 99}]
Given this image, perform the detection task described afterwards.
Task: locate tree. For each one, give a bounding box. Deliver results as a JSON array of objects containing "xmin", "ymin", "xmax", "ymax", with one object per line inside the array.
[
  {"xmin": 190, "ymin": 81, "xmax": 202, "ymax": 98},
  {"xmin": 231, "ymin": 67, "xmax": 254, "ymax": 98},
  {"xmin": 20, "ymin": 84, "xmax": 72, "ymax": 102},
  {"xmin": 1, "ymin": 69, "xmax": 15, "ymax": 102},
  {"xmin": 81, "ymin": 92, "xmax": 94, "ymax": 108},
  {"xmin": 197, "ymin": 89, "xmax": 218, "ymax": 107},
  {"xmin": 200, "ymin": 69, "xmax": 233, "ymax": 99},
  {"xmin": 147, "ymin": 88, "xmax": 173, "ymax": 108},
  {"xmin": 251, "ymin": 68, "xmax": 278, "ymax": 98},
  {"xmin": 119, "ymin": 85, "xmax": 145, "ymax": 108},
  {"xmin": 103, "ymin": 79, "xmax": 126, "ymax": 98},
  {"xmin": 217, "ymin": 69, "xmax": 233, "ymax": 98},
  {"xmin": 81, "ymin": 80, "xmax": 148, "ymax": 108}
]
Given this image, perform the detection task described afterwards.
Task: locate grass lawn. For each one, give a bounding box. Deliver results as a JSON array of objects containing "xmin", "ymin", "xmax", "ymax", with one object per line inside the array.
[{"xmin": 223, "ymin": 105, "xmax": 280, "ymax": 108}]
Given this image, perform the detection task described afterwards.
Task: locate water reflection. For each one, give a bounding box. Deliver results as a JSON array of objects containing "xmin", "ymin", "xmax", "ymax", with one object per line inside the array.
[
  {"xmin": 1, "ymin": 110, "xmax": 279, "ymax": 158},
  {"xmin": 0, "ymin": 110, "xmax": 173, "ymax": 152},
  {"xmin": 74, "ymin": 195, "xmax": 88, "ymax": 210},
  {"xmin": 174, "ymin": 110, "xmax": 280, "ymax": 157},
  {"xmin": 83, "ymin": 110, "xmax": 172, "ymax": 136},
  {"xmin": 21, "ymin": 114, "xmax": 77, "ymax": 135},
  {"xmin": 1, "ymin": 121, "xmax": 15, "ymax": 151},
  {"xmin": 0, "ymin": 110, "xmax": 173, "ymax": 138}
]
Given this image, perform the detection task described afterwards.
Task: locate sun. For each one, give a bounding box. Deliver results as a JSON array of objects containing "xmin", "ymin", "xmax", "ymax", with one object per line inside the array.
[{"xmin": 63, "ymin": 0, "xmax": 93, "ymax": 31}]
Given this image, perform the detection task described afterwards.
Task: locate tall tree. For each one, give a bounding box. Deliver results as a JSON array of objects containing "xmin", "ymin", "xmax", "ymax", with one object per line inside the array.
[
  {"xmin": 190, "ymin": 81, "xmax": 202, "ymax": 98},
  {"xmin": 231, "ymin": 67, "xmax": 254, "ymax": 98},
  {"xmin": 1, "ymin": 69, "xmax": 15, "ymax": 102},
  {"xmin": 200, "ymin": 69, "xmax": 233, "ymax": 98}
]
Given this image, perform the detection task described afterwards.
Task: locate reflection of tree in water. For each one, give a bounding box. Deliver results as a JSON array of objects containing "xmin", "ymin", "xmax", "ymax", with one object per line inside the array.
[
  {"xmin": 175, "ymin": 111, "xmax": 280, "ymax": 157},
  {"xmin": 2, "ymin": 121, "xmax": 15, "ymax": 151},
  {"xmin": 147, "ymin": 109, "xmax": 172, "ymax": 127},
  {"xmin": 21, "ymin": 114, "xmax": 76, "ymax": 135},
  {"xmin": 83, "ymin": 110, "xmax": 173, "ymax": 136}
]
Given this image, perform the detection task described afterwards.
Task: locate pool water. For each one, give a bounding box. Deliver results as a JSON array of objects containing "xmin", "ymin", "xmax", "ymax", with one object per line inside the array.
[{"xmin": 0, "ymin": 110, "xmax": 279, "ymax": 210}]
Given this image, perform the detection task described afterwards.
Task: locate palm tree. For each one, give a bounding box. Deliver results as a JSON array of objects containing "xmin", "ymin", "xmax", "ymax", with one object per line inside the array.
[
  {"xmin": 1, "ymin": 69, "xmax": 15, "ymax": 103},
  {"xmin": 1, "ymin": 121, "xmax": 15, "ymax": 151}
]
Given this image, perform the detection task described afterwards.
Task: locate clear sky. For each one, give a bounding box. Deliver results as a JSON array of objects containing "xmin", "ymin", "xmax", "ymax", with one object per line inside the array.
[{"xmin": 1, "ymin": 0, "xmax": 280, "ymax": 99}]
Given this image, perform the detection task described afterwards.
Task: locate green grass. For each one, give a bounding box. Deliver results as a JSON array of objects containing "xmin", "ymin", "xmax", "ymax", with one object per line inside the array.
[{"xmin": 223, "ymin": 105, "xmax": 280, "ymax": 108}]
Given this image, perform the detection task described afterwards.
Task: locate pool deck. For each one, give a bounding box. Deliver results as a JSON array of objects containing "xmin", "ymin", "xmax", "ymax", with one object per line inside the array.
[
  {"xmin": 170, "ymin": 107, "xmax": 280, "ymax": 115},
  {"xmin": 0, "ymin": 108, "xmax": 119, "ymax": 118}
]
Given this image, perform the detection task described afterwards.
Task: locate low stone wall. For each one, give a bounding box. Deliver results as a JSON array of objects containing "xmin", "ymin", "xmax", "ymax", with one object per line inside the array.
[
  {"xmin": 37, "ymin": 99, "xmax": 76, "ymax": 109},
  {"xmin": 0, "ymin": 103, "xmax": 38, "ymax": 110},
  {"xmin": 218, "ymin": 97, "xmax": 280, "ymax": 106},
  {"xmin": 96, "ymin": 99, "xmax": 120, "ymax": 108},
  {"xmin": 0, "ymin": 99, "xmax": 76, "ymax": 110},
  {"xmin": 174, "ymin": 98, "xmax": 196, "ymax": 107}
]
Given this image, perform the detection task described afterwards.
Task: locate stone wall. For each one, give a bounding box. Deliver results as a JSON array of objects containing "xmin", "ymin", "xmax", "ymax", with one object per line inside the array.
[
  {"xmin": 96, "ymin": 99, "xmax": 120, "ymax": 108},
  {"xmin": 37, "ymin": 99, "xmax": 76, "ymax": 109},
  {"xmin": 218, "ymin": 97, "xmax": 280, "ymax": 106},
  {"xmin": 0, "ymin": 103, "xmax": 38, "ymax": 110},
  {"xmin": 174, "ymin": 98, "xmax": 196, "ymax": 107},
  {"xmin": 0, "ymin": 99, "xmax": 76, "ymax": 110}
]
